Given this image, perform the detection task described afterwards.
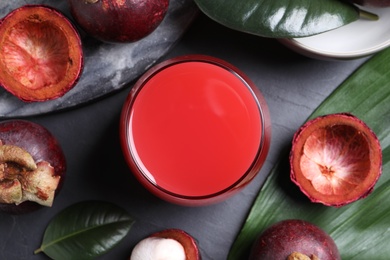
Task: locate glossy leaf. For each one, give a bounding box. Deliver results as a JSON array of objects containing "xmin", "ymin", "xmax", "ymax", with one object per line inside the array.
[
  {"xmin": 194, "ymin": 0, "xmax": 360, "ymax": 38},
  {"xmin": 228, "ymin": 47, "xmax": 390, "ymax": 259},
  {"xmin": 35, "ymin": 201, "xmax": 134, "ymax": 259}
]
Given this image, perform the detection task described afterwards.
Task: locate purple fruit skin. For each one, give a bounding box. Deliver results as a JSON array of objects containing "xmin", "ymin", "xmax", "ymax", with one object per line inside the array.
[
  {"xmin": 0, "ymin": 120, "xmax": 66, "ymax": 214},
  {"xmin": 249, "ymin": 220, "xmax": 341, "ymax": 260},
  {"xmin": 68, "ymin": 0, "xmax": 170, "ymax": 43}
]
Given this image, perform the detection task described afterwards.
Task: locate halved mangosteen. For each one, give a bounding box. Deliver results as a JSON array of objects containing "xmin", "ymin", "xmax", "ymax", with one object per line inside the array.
[
  {"xmin": 290, "ymin": 113, "xmax": 382, "ymax": 207},
  {"xmin": 130, "ymin": 228, "xmax": 201, "ymax": 260},
  {"xmin": 0, "ymin": 5, "xmax": 83, "ymax": 102}
]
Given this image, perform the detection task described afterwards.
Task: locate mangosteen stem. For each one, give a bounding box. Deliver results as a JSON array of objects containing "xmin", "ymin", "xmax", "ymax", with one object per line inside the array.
[
  {"xmin": 0, "ymin": 144, "xmax": 37, "ymax": 170},
  {"xmin": 0, "ymin": 144, "xmax": 60, "ymax": 207}
]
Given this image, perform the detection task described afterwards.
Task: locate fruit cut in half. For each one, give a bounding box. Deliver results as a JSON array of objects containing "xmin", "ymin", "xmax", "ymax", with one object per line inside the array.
[
  {"xmin": 290, "ymin": 113, "xmax": 382, "ymax": 207},
  {"xmin": 130, "ymin": 229, "xmax": 201, "ymax": 260},
  {"xmin": 0, "ymin": 5, "xmax": 83, "ymax": 102},
  {"xmin": 150, "ymin": 229, "xmax": 200, "ymax": 260}
]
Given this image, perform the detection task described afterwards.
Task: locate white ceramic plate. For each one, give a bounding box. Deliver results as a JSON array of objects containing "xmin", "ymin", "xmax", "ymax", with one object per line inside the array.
[{"xmin": 279, "ymin": 6, "xmax": 390, "ymax": 60}]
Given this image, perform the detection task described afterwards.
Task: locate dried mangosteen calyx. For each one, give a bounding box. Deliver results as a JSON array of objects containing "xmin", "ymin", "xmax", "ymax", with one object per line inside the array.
[
  {"xmin": 20, "ymin": 161, "xmax": 60, "ymax": 207},
  {"xmin": 0, "ymin": 180, "xmax": 23, "ymax": 204},
  {"xmin": 288, "ymin": 252, "xmax": 319, "ymax": 260},
  {"xmin": 0, "ymin": 144, "xmax": 60, "ymax": 207},
  {"xmin": 0, "ymin": 144, "xmax": 37, "ymax": 171}
]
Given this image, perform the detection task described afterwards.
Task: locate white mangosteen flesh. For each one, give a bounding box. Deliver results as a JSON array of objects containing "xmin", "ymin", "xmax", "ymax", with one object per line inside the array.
[{"xmin": 130, "ymin": 237, "xmax": 186, "ymax": 260}]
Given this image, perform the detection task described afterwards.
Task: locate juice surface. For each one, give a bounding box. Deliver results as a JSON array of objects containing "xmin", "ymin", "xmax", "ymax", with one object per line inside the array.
[{"xmin": 129, "ymin": 61, "xmax": 262, "ymax": 197}]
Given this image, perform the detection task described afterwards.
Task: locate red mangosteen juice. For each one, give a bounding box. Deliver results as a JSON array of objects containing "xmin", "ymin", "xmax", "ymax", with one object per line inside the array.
[{"xmin": 120, "ymin": 55, "xmax": 271, "ymax": 206}]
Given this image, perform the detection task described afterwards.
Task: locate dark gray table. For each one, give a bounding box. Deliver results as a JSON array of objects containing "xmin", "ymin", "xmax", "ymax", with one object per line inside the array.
[{"xmin": 0, "ymin": 12, "xmax": 368, "ymax": 260}]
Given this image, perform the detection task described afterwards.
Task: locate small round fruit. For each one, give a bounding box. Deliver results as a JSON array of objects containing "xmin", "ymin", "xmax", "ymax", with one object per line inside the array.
[
  {"xmin": 249, "ymin": 219, "xmax": 341, "ymax": 260},
  {"xmin": 68, "ymin": 0, "xmax": 170, "ymax": 43},
  {"xmin": 0, "ymin": 120, "xmax": 66, "ymax": 214},
  {"xmin": 130, "ymin": 229, "xmax": 200, "ymax": 260},
  {"xmin": 0, "ymin": 5, "xmax": 83, "ymax": 102},
  {"xmin": 290, "ymin": 113, "xmax": 382, "ymax": 207}
]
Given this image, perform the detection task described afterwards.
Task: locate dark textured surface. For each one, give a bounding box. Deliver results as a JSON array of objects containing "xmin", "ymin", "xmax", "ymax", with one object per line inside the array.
[
  {"xmin": 0, "ymin": 10, "xmax": 369, "ymax": 260},
  {"xmin": 0, "ymin": 0, "xmax": 198, "ymax": 117}
]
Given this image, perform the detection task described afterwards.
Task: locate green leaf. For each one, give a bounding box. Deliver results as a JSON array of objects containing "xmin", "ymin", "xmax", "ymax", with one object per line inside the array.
[
  {"xmin": 228, "ymin": 47, "xmax": 390, "ymax": 259},
  {"xmin": 35, "ymin": 201, "xmax": 134, "ymax": 259},
  {"xmin": 193, "ymin": 0, "xmax": 360, "ymax": 38}
]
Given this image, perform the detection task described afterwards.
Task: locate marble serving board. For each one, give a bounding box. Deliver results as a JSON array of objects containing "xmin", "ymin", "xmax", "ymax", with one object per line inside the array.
[{"xmin": 0, "ymin": 0, "xmax": 199, "ymax": 118}]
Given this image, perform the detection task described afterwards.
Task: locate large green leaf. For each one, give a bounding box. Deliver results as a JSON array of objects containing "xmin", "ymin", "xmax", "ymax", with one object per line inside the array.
[
  {"xmin": 228, "ymin": 47, "xmax": 390, "ymax": 259},
  {"xmin": 34, "ymin": 201, "xmax": 134, "ymax": 259},
  {"xmin": 194, "ymin": 0, "xmax": 360, "ymax": 38}
]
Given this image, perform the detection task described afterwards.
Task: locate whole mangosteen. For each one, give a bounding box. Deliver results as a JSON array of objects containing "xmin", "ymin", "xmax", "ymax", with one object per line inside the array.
[
  {"xmin": 249, "ymin": 219, "xmax": 341, "ymax": 260},
  {"xmin": 0, "ymin": 120, "xmax": 66, "ymax": 214},
  {"xmin": 68, "ymin": 0, "xmax": 170, "ymax": 43}
]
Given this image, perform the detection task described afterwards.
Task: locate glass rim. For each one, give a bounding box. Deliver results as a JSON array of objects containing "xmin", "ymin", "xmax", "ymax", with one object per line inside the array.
[{"xmin": 120, "ymin": 54, "xmax": 270, "ymax": 201}]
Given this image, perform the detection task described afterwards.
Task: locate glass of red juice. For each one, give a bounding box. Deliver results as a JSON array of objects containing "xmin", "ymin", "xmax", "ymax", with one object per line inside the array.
[{"xmin": 120, "ymin": 55, "xmax": 271, "ymax": 206}]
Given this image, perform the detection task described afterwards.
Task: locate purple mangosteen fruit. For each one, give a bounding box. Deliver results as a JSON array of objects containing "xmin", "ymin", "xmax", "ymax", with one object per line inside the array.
[
  {"xmin": 68, "ymin": 0, "xmax": 170, "ymax": 43},
  {"xmin": 249, "ymin": 219, "xmax": 341, "ymax": 260},
  {"xmin": 0, "ymin": 120, "xmax": 66, "ymax": 214}
]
